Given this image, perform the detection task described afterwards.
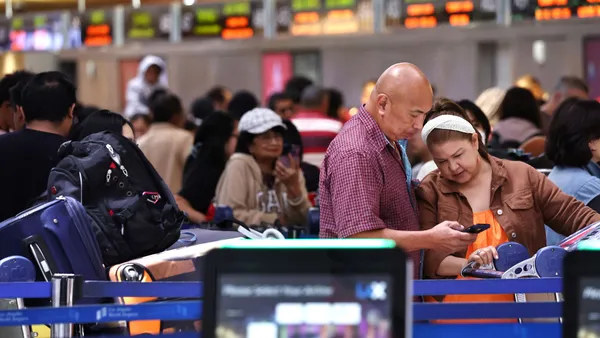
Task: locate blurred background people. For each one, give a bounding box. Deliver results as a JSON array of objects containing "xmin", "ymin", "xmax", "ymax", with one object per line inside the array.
[
  {"xmin": 124, "ymin": 55, "xmax": 168, "ymax": 118},
  {"xmin": 177, "ymin": 112, "xmax": 238, "ymax": 224}
]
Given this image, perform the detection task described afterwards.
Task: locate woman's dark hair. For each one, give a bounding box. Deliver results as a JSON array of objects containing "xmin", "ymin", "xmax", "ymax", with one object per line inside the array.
[
  {"xmin": 149, "ymin": 92, "xmax": 183, "ymax": 123},
  {"xmin": 235, "ymin": 127, "xmax": 286, "ymax": 155},
  {"xmin": 423, "ymin": 98, "xmax": 488, "ymax": 159},
  {"xmin": 183, "ymin": 112, "xmax": 235, "ymax": 182},
  {"xmin": 545, "ymin": 98, "xmax": 600, "ymax": 167},
  {"xmin": 498, "ymin": 87, "xmax": 542, "ymax": 128},
  {"xmin": 326, "ymin": 88, "xmax": 344, "ymax": 120},
  {"xmin": 190, "ymin": 97, "xmax": 215, "ymax": 121},
  {"xmin": 457, "ymin": 99, "xmax": 491, "ymax": 139},
  {"xmin": 228, "ymin": 91, "xmax": 259, "ymax": 120},
  {"xmin": 69, "ymin": 109, "xmax": 133, "ymax": 141},
  {"xmin": 285, "ymin": 76, "xmax": 314, "ymax": 104}
]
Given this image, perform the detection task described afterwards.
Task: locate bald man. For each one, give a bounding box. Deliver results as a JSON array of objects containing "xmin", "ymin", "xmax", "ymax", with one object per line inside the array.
[{"xmin": 319, "ymin": 63, "xmax": 476, "ymax": 279}]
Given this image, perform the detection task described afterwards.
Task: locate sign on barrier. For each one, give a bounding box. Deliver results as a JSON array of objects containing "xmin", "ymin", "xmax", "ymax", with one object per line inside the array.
[
  {"xmin": 0, "ymin": 301, "xmax": 199, "ymax": 326},
  {"xmin": 0, "ymin": 278, "xmax": 565, "ymax": 337}
]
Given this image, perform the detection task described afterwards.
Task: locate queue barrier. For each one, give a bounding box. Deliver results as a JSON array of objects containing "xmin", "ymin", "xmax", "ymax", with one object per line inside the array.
[{"xmin": 0, "ymin": 279, "xmax": 563, "ymax": 337}]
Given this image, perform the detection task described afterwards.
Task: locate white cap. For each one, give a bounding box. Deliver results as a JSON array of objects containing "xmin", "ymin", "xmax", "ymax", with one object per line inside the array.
[{"xmin": 238, "ymin": 108, "xmax": 287, "ymax": 134}]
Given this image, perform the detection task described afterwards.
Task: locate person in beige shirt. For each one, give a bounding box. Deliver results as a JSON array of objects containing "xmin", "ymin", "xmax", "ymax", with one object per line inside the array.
[
  {"xmin": 215, "ymin": 108, "xmax": 311, "ymax": 226},
  {"xmin": 137, "ymin": 92, "xmax": 193, "ymax": 193}
]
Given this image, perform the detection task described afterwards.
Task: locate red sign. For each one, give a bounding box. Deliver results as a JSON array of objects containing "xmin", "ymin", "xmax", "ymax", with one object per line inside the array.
[{"xmin": 261, "ymin": 52, "xmax": 293, "ymax": 104}]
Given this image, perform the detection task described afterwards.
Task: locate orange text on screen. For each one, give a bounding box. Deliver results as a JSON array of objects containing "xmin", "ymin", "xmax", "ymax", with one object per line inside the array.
[
  {"xmin": 577, "ymin": 5, "xmax": 600, "ymax": 17},
  {"xmin": 225, "ymin": 16, "xmax": 249, "ymax": 28},
  {"xmin": 294, "ymin": 11, "xmax": 320, "ymax": 23},
  {"xmin": 537, "ymin": 0, "xmax": 567, "ymax": 6},
  {"xmin": 84, "ymin": 35, "xmax": 112, "ymax": 46},
  {"xmin": 326, "ymin": 9, "xmax": 354, "ymax": 20},
  {"xmin": 86, "ymin": 24, "xmax": 110, "ymax": 35},
  {"xmin": 449, "ymin": 13, "xmax": 470, "ymax": 25},
  {"xmin": 404, "ymin": 15, "xmax": 437, "ymax": 28},
  {"xmin": 446, "ymin": 1, "xmax": 474, "ymax": 13},
  {"xmin": 290, "ymin": 23, "xmax": 322, "ymax": 35},
  {"xmin": 535, "ymin": 7, "xmax": 571, "ymax": 20},
  {"xmin": 221, "ymin": 27, "xmax": 254, "ymax": 39},
  {"xmin": 406, "ymin": 3, "xmax": 435, "ymax": 16}
]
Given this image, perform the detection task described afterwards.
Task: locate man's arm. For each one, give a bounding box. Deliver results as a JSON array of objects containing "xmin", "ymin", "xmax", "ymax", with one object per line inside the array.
[
  {"xmin": 348, "ymin": 228, "xmax": 438, "ymax": 252},
  {"xmin": 327, "ymin": 151, "xmax": 438, "ymax": 251}
]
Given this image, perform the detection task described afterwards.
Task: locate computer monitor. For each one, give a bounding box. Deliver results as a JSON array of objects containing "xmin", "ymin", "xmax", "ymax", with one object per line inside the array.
[
  {"xmin": 563, "ymin": 245, "xmax": 600, "ymax": 338},
  {"xmin": 201, "ymin": 239, "xmax": 411, "ymax": 338}
]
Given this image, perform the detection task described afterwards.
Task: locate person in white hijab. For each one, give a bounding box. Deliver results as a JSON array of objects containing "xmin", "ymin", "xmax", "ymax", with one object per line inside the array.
[{"xmin": 124, "ymin": 55, "xmax": 168, "ymax": 118}]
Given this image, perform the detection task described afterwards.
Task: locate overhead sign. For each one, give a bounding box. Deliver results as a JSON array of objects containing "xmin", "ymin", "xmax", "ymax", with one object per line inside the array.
[
  {"xmin": 512, "ymin": 0, "xmax": 600, "ymax": 21},
  {"xmin": 9, "ymin": 14, "xmax": 64, "ymax": 51},
  {"xmin": 181, "ymin": 1, "xmax": 262, "ymax": 40},
  {"xmin": 385, "ymin": 0, "xmax": 496, "ymax": 29},
  {"xmin": 286, "ymin": 0, "xmax": 372, "ymax": 36},
  {"xmin": 124, "ymin": 6, "xmax": 171, "ymax": 41},
  {"xmin": 81, "ymin": 9, "xmax": 113, "ymax": 47}
]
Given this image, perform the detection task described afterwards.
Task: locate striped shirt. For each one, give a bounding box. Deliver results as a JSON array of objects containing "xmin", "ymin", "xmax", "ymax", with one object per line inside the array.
[{"xmin": 291, "ymin": 111, "xmax": 343, "ymax": 167}]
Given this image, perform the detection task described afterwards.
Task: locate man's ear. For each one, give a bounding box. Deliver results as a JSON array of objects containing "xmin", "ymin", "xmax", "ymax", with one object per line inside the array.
[
  {"xmin": 376, "ymin": 94, "xmax": 388, "ymax": 116},
  {"xmin": 68, "ymin": 103, "xmax": 76, "ymax": 119}
]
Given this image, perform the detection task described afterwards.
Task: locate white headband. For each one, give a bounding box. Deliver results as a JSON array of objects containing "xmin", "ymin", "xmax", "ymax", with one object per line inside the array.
[{"xmin": 421, "ymin": 115, "xmax": 476, "ymax": 143}]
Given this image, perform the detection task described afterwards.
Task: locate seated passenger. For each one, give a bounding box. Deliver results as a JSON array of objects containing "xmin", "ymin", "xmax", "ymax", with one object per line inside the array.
[
  {"xmin": 489, "ymin": 87, "xmax": 543, "ymax": 149},
  {"xmin": 545, "ymin": 98, "xmax": 600, "ymax": 245},
  {"xmin": 415, "ymin": 99, "xmax": 600, "ymax": 318},
  {"xmin": 214, "ymin": 108, "xmax": 311, "ymax": 226},
  {"xmin": 177, "ymin": 112, "xmax": 238, "ymax": 224}
]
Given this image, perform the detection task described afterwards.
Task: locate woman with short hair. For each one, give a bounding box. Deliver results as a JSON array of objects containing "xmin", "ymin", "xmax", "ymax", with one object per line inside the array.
[{"xmin": 544, "ymin": 98, "xmax": 600, "ymax": 245}]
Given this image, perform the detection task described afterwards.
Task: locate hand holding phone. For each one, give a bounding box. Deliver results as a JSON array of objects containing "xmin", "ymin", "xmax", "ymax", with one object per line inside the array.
[{"xmin": 462, "ymin": 223, "xmax": 491, "ymax": 234}]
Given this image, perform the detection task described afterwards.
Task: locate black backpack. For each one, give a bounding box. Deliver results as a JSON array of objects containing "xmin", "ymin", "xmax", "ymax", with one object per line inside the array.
[{"xmin": 47, "ymin": 131, "xmax": 185, "ymax": 266}]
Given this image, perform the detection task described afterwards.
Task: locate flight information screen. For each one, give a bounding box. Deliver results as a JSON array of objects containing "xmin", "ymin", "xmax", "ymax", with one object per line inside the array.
[
  {"xmin": 181, "ymin": 1, "xmax": 263, "ymax": 40},
  {"xmin": 10, "ymin": 13, "xmax": 64, "ymax": 51},
  {"xmin": 511, "ymin": 0, "xmax": 600, "ymax": 21},
  {"xmin": 385, "ymin": 0, "xmax": 497, "ymax": 29},
  {"xmin": 285, "ymin": 0, "xmax": 373, "ymax": 36},
  {"xmin": 81, "ymin": 9, "xmax": 113, "ymax": 47},
  {"xmin": 124, "ymin": 6, "xmax": 171, "ymax": 41}
]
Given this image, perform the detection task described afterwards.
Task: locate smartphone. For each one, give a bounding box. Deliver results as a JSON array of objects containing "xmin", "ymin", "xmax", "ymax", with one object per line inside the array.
[
  {"xmin": 280, "ymin": 144, "xmax": 301, "ymax": 168},
  {"xmin": 463, "ymin": 223, "xmax": 490, "ymax": 233}
]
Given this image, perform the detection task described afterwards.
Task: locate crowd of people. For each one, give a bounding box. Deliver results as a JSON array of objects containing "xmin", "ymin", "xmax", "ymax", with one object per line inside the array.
[{"xmin": 0, "ymin": 57, "xmax": 598, "ymax": 305}]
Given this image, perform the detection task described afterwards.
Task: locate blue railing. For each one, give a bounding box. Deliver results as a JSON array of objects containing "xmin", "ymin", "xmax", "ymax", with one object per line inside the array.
[{"xmin": 0, "ymin": 279, "xmax": 564, "ymax": 337}]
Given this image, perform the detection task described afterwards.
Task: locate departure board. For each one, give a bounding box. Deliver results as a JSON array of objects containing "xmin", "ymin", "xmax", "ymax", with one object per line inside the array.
[
  {"xmin": 385, "ymin": 0, "xmax": 497, "ymax": 28},
  {"xmin": 286, "ymin": 0, "xmax": 373, "ymax": 36},
  {"xmin": 512, "ymin": 0, "xmax": 599, "ymax": 21},
  {"xmin": 124, "ymin": 6, "xmax": 171, "ymax": 41},
  {"xmin": 81, "ymin": 9, "xmax": 113, "ymax": 47},
  {"xmin": 10, "ymin": 13, "xmax": 64, "ymax": 51},
  {"xmin": 181, "ymin": 1, "xmax": 263, "ymax": 40}
]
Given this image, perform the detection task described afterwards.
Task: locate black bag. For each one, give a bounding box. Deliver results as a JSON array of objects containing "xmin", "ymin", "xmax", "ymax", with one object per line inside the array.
[{"xmin": 47, "ymin": 131, "xmax": 185, "ymax": 266}]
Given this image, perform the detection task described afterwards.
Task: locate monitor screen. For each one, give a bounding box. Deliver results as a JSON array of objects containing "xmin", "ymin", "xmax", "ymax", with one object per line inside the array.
[
  {"xmin": 216, "ymin": 274, "xmax": 392, "ymax": 338},
  {"xmin": 579, "ymin": 278, "xmax": 600, "ymax": 338}
]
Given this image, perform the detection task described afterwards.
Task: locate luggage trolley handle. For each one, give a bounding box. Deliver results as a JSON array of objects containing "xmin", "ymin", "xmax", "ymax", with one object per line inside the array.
[
  {"xmin": 26, "ymin": 238, "xmax": 55, "ymax": 282},
  {"xmin": 51, "ymin": 274, "xmax": 83, "ymax": 338},
  {"xmin": 460, "ymin": 261, "xmax": 503, "ymax": 279}
]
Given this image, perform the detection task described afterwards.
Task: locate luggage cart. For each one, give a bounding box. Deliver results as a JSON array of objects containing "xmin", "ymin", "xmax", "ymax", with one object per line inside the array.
[
  {"xmin": 462, "ymin": 244, "xmax": 566, "ymax": 323},
  {"xmin": 0, "ymin": 255, "xmax": 36, "ymax": 338}
]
